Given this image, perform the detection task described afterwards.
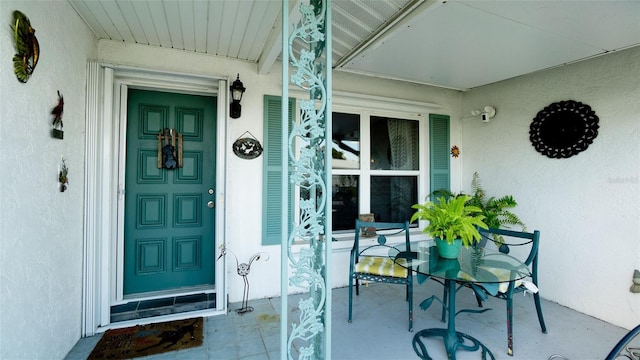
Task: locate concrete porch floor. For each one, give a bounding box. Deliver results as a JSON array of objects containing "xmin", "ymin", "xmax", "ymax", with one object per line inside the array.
[{"xmin": 66, "ymin": 280, "xmax": 630, "ymax": 359}]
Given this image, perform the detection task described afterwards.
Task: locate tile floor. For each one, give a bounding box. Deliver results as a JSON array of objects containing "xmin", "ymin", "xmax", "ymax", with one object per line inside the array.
[{"xmin": 66, "ymin": 281, "xmax": 630, "ymax": 359}]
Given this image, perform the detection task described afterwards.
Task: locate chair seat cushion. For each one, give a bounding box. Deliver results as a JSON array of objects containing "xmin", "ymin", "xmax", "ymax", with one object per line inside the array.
[
  {"xmin": 458, "ymin": 267, "xmax": 523, "ymax": 296},
  {"xmin": 355, "ymin": 256, "xmax": 408, "ymax": 278}
]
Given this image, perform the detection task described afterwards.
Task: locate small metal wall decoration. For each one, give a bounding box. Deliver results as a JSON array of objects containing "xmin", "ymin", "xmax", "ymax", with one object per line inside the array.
[
  {"xmin": 450, "ymin": 145, "xmax": 460, "ymax": 158},
  {"xmin": 10, "ymin": 10, "xmax": 39, "ymax": 83},
  {"xmin": 157, "ymin": 128, "xmax": 182, "ymax": 169},
  {"xmin": 51, "ymin": 91, "xmax": 64, "ymax": 139},
  {"xmin": 59, "ymin": 158, "xmax": 68, "ymax": 192},
  {"xmin": 232, "ymin": 131, "xmax": 263, "ymax": 159}
]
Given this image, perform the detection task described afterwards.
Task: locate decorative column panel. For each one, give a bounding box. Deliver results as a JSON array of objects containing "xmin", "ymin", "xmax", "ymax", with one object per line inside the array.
[{"xmin": 282, "ymin": 1, "xmax": 332, "ymax": 359}]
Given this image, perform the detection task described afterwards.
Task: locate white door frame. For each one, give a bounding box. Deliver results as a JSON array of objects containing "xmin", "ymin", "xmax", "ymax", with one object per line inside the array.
[{"xmin": 82, "ymin": 61, "xmax": 228, "ymax": 336}]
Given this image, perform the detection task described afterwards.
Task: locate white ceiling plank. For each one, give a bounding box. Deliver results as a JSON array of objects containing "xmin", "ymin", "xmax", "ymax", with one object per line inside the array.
[
  {"xmin": 193, "ymin": 1, "xmax": 209, "ymax": 53},
  {"xmin": 216, "ymin": 1, "xmax": 239, "ymax": 57},
  {"xmin": 129, "ymin": 0, "xmax": 160, "ymax": 46},
  {"xmin": 245, "ymin": 2, "xmax": 281, "ymax": 62},
  {"xmin": 178, "ymin": 1, "xmax": 196, "ymax": 52},
  {"xmin": 237, "ymin": 1, "xmax": 270, "ymax": 61},
  {"xmin": 80, "ymin": 1, "xmax": 123, "ymax": 40},
  {"xmin": 69, "ymin": 1, "xmax": 110, "ymax": 39},
  {"xmin": 146, "ymin": 0, "xmax": 172, "ymax": 48},
  {"xmin": 227, "ymin": 1, "xmax": 253, "ymax": 59},
  {"xmin": 116, "ymin": 0, "xmax": 149, "ymax": 45},
  {"xmin": 163, "ymin": 0, "xmax": 184, "ymax": 50},
  {"xmin": 100, "ymin": 0, "xmax": 136, "ymax": 43},
  {"xmin": 206, "ymin": 1, "xmax": 225, "ymax": 55}
]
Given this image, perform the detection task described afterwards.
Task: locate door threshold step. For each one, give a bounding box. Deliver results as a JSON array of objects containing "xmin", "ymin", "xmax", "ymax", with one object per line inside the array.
[{"xmin": 110, "ymin": 293, "xmax": 216, "ymax": 323}]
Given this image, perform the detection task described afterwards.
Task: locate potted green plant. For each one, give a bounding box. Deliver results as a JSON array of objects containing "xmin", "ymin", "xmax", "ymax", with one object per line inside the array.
[
  {"xmin": 431, "ymin": 172, "xmax": 526, "ymax": 248},
  {"xmin": 410, "ymin": 195, "xmax": 488, "ymax": 259}
]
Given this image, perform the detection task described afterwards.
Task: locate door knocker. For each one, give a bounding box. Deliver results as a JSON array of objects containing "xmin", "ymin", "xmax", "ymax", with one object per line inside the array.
[{"xmin": 157, "ymin": 128, "xmax": 183, "ymax": 169}]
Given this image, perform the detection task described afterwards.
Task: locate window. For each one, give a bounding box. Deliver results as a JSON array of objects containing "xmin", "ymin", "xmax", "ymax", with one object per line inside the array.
[
  {"xmin": 263, "ymin": 95, "xmax": 451, "ymax": 241},
  {"xmin": 332, "ymin": 112, "xmax": 420, "ymax": 231}
]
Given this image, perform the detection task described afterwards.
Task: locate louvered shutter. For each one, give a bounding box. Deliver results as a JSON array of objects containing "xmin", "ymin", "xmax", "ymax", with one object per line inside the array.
[
  {"xmin": 262, "ymin": 95, "xmax": 295, "ymax": 245},
  {"xmin": 429, "ymin": 114, "xmax": 450, "ymax": 195}
]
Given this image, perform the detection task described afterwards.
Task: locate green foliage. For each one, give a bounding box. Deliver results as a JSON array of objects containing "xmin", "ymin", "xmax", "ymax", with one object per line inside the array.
[
  {"xmin": 332, "ymin": 148, "xmax": 345, "ymax": 159},
  {"xmin": 410, "ymin": 195, "xmax": 488, "ymax": 247},
  {"xmin": 430, "ymin": 172, "xmax": 526, "ymax": 245},
  {"xmin": 468, "ymin": 172, "xmax": 526, "ymax": 230}
]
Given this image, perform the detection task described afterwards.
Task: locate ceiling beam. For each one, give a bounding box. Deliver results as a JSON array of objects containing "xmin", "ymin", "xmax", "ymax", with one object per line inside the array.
[{"xmin": 258, "ymin": 0, "xmax": 303, "ymax": 75}]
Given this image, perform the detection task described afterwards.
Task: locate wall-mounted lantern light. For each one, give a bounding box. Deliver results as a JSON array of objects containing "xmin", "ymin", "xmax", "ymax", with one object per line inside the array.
[{"xmin": 230, "ymin": 74, "xmax": 246, "ymax": 118}]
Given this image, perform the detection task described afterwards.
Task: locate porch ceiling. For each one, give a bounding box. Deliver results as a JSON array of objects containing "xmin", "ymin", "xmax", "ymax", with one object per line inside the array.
[{"xmin": 69, "ymin": 0, "xmax": 640, "ymax": 91}]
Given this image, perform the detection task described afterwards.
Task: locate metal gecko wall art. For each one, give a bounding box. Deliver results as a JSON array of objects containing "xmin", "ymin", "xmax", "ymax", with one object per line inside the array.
[{"xmin": 10, "ymin": 10, "xmax": 39, "ymax": 83}]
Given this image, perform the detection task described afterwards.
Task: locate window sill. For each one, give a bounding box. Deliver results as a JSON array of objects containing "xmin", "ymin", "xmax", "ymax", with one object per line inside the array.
[{"xmin": 289, "ymin": 229, "xmax": 429, "ymax": 253}]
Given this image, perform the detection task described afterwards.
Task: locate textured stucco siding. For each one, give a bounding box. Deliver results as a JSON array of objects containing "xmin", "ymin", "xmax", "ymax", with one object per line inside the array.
[
  {"xmin": 0, "ymin": 1, "xmax": 97, "ymax": 358},
  {"xmin": 461, "ymin": 45, "xmax": 640, "ymax": 329}
]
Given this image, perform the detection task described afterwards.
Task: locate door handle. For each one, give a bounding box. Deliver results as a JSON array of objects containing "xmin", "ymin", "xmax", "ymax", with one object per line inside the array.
[{"xmin": 207, "ymin": 200, "xmax": 215, "ymax": 208}]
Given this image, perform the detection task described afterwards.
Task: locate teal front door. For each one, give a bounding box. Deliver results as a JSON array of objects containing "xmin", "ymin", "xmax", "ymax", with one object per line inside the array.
[{"xmin": 124, "ymin": 89, "xmax": 216, "ymax": 296}]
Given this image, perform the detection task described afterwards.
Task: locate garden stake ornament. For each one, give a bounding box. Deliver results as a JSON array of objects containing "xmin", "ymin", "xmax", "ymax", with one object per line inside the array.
[{"xmin": 217, "ymin": 245, "xmax": 269, "ymax": 314}]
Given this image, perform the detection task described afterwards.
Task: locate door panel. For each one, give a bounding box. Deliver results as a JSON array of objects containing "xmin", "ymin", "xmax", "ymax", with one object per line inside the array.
[{"xmin": 124, "ymin": 89, "xmax": 216, "ymax": 296}]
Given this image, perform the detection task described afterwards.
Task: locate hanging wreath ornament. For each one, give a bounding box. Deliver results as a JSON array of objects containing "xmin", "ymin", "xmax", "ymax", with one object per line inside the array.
[
  {"xmin": 529, "ymin": 100, "xmax": 599, "ymax": 159},
  {"xmin": 233, "ymin": 131, "xmax": 263, "ymax": 159}
]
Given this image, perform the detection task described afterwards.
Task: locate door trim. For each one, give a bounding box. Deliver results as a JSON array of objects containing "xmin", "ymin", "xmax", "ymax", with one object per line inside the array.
[{"xmin": 83, "ymin": 61, "xmax": 228, "ymax": 335}]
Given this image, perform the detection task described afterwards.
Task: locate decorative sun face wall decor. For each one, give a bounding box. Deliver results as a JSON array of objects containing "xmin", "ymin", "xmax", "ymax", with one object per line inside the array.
[{"xmin": 529, "ymin": 100, "xmax": 599, "ymax": 159}]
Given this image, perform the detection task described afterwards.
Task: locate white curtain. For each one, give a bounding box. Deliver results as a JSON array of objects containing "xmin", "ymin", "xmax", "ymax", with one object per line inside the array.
[{"xmin": 387, "ymin": 119, "xmax": 415, "ymax": 222}]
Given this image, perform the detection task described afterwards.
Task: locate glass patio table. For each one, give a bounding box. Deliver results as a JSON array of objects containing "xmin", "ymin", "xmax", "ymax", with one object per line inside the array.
[{"xmin": 392, "ymin": 241, "xmax": 531, "ymax": 360}]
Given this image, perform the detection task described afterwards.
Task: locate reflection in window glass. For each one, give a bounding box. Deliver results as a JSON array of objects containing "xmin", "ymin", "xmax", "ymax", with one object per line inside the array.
[
  {"xmin": 370, "ymin": 116, "xmax": 418, "ymax": 170},
  {"xmin": 371, "ymin": 176, "xmax": 418, "ymax": 223},
  {"xmin": 332, "ymin": 175, "xmax": 359, "ymax": 231},
  {"xmin": 332, "ymin": 113, "xmax": 360, "ymax": 169}
]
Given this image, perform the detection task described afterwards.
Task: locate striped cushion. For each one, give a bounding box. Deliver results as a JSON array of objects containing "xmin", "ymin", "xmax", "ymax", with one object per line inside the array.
[
  {"xmin": 355, "ymin": 256, "xmax": 408, "ymax": 278},
  {"xmin": 458, "ymin": 268, "xmax": 523, "ymax": 295}
]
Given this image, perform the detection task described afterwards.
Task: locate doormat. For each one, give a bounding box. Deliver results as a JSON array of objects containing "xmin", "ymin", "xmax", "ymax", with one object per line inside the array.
[{"xmin": 88, "ymin": 317, "xmax": 203, "ymax": 359}]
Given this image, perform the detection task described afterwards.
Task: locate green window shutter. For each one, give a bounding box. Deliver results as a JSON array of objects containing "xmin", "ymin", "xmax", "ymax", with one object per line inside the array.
[
  {"xmin": 429, "ymin": 114, "xmax": 450, "ymax": 195},
  {"xmin": 262, "ymin": 95, "xmax": 295, "ymax": 246}
]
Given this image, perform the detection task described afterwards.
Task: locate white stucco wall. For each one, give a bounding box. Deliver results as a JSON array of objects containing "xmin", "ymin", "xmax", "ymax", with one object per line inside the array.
[
  {"xmin": 97, "ymin": 40, "xmax": 462, "ymax": 306},
  {"xmin": 460, "ymin": 46, "xmax": 640, "ymax": 329},
  {"xmin": 0, "ymin": 1, "xmax": 96, "ymax": 359}
]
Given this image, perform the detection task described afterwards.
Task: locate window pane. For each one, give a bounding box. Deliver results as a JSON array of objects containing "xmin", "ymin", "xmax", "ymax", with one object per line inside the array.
[
  {"xmin": 370, "ymin": 116, "xmax": 419, "ymax": 170},
  {"xmin": 332, "ymin": 175, "xmax": 359, "ymax": 231},
  {"xmin": 332, "ymin": 112, "xmax": 360, "ymax": 169},
  {"xmin": 370, "ymin": 176, "xmax": 417, "ymax": 223}
]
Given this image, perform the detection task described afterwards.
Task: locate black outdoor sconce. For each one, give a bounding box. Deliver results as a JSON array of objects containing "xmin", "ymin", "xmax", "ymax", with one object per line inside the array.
[{"xmin": 230, "ymin": 74, "xmax": 246, "ymax": 118}]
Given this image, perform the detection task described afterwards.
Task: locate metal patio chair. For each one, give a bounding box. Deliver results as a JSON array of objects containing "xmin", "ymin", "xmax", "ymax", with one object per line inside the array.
[
  {"xmin": 466, "ymin": 227, "xmax": 548, "ymax": 356},
  {"xmin": 348, "ymin": 219, "xmax": 413, "ymax": 331}
]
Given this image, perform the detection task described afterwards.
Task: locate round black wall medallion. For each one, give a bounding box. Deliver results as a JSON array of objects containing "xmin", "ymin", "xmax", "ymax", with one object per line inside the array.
[{"xmin": 529, "ymin": 100, "xmax": 599, "ymax": 159}]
